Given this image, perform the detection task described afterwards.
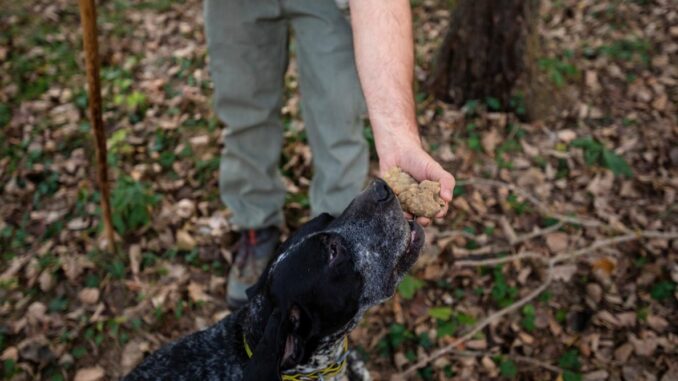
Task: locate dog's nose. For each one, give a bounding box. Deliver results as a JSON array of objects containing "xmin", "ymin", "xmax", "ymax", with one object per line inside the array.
[{"xmin": 373, "ymin": 179, "xmax": 393, "ymax": 202}]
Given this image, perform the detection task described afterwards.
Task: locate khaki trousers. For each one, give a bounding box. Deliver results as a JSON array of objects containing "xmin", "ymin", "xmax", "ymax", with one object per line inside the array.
[{"xmin": 204, "ymin": 0, "xmax": 368, "ymax": 229}]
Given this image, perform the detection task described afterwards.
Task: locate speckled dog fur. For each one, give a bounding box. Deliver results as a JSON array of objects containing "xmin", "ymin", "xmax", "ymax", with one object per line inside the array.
[{"xmin": 124, "ymin": 180, "xmax": 424, "ymax": 381}]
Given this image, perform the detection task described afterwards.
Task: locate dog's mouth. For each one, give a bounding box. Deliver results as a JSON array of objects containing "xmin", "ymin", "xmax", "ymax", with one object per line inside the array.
[{"xmin": 392, "ymin": 220, "xmax": 424, "ymax": 277}]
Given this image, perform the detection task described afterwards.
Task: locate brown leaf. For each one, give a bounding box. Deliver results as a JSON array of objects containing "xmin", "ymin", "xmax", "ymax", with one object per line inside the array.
[
  {"xmin": 629, "ymin": 332, "xmax": 658, "ymax": 356},
  {"xmin": 121, "ymin": 340, "xmax": 149, "ymax": 374},
  {"xmin": 176, "ymin": 229, "xmax": 196, "ymax": 251},
  {"xmin": 552, "ymin": 265, "xmax": 578, "ymax": 282},
  {"xmin": 187, "ymin": 281, "xmax": 211, "ymax": 303},
  {"xmin": 482, "ymin": 129, "xmax": 501, "ymax": 155},
  {"xmin": 591, "ymin": 257, "xmax": 616, "ymax": 276},
  {"xmin": 78, "ymin": 288, "xmax": 100, "ymax": 305},
  {"xmin": 546, "ymin": 232, "xmax": 569, "ymax": 252},
  {"xmin": 74, "ymin": 366, "xmax": 105, "ymax": 381},
  {"xmin": 0, "ymin": 347, "xmax": 18, "ymax": 362},
  {"xmin": 129, "ymin": 244, "xmax": 141, "ymax": 276}
]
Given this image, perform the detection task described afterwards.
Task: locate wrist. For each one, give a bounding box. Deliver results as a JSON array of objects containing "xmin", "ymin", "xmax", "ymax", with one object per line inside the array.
[
  {"xmin": 373, "ymin": 122, "xmax": 421, "ymax": 155},
  {"xmin": 375, "ymin": 133, "xmax": 423, "ymax": 171}
]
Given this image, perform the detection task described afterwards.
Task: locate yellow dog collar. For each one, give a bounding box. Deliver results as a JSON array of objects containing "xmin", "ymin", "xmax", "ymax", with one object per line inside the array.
[{"xmin": 243, "ymin": 335, "xmax": 349, "ymax": 380}]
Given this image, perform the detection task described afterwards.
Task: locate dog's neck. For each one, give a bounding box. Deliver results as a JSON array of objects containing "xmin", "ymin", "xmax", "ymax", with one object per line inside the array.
[{"xmin": 239, "ymin": 295, "xmax": 349, "ymax": 375}]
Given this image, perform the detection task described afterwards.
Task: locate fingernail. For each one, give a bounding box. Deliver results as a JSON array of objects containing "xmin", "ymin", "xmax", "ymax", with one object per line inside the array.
[{"xmin": 442, "ymin": 190, "xmax": 452, "ymax": 201}]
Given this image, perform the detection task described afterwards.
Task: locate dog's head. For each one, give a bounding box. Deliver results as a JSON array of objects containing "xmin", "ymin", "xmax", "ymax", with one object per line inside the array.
[{"xmin": 243, "ymin": 179, "xmax": 424, "ymax": 380}]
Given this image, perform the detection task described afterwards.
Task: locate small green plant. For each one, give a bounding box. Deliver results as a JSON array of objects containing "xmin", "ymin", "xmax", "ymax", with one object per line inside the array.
[
  {"xmin": 71, "ymin": 346, "xmax": 87, "ymax": 359},
  {"xmin": 107, "ymin": 129, "xmax": 134, "ymax": 156},
  {"xmin": 485, "ymin": 97, "xmax": 502, "ymax": 111},
  {"xmin": 463, "ymin": 99, "xmax": 479, "ymax": 116},
  {"xmin": 377, "ymin": 323, "xmax": 415, "ymax": 357},
  {"xmin": 492, "ymin": 266, "xmax": 518, "ymax": 308},
  {"xmin": 521, "ymin": 304, "xmax": 536, "ymax": 332},
  {"xmin": 509, "ymin": 93, "xmax": 527, "ymax": 117},
  {"xmin": 111, "ymin": 176, "xmax": 160, "ymax": 235},
  {"xmin": 108, "ymin": 260, "xmax": 126, "ymax": 280},
  {"xmin": 428, "ymin": 306, "xmax": 454, "ymax": 321},
  {"xmin": 558, "ymin": 349, "xmax": 582, "ymax": 381},
  {"xmin": 650, "ymin": 281, "xmax": 676, "ymax": 302},
  {"xmin": 3, "ymin": 359, "xmax": 17, "ymax": 379},
  {"xmin": 539, "ymin": 53, "xmax": 578, "ymax": 88},
  {"xmin": 428, "ymin": 307, "xmax": 476, "ymax": 338},
  {"xmin": 48, "ymin": 297, "xmax": 68, "ymax": 313},
  {"xmin": 0, "ymin": 103, "xmax": 11, "ymax": 128},
  {"xmin": 398, "ymin": 275, "xmax": 425, "ymax": 300},
  {"xmin": 465, "ymin": 123, "xmax": 481, "ymax": 152},
  {"xmin": 571, "ymin": 137, "xmax": 632, "ymax": 177},
  {"xmin": 599, "ymin": 38, "xmax": 651, "ymax": 66},
  {"xmin": 497, "ymin": 357, "xmax": 518, "ymax": 378},
  {"xmin": 507, "ymin": 193, "xmax": 528, "ymax": 215}
]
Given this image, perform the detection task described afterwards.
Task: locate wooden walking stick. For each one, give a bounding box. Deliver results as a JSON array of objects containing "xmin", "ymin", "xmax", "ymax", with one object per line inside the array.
[{"xmin": 78, "ymin": 0, "xmax": 116, "ymax": 252}]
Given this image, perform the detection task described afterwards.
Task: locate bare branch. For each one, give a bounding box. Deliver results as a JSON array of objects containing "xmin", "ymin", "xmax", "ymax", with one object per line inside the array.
[
  {"xmin": 551, "ymin": 230, "xmax": 678, "ymax": 264},
  {"xmin": 441, "ymin": 350, "xmax": 562, "ymax": 374},
  {"xmin": 455, "ymin": 251, "xmax": 544, "ymax": 267}
]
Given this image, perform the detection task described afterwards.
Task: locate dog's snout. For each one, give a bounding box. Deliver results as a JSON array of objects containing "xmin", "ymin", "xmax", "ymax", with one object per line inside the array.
[{"xmin": 373, "ymin": 179, "xmax": 393, "ymax": 202}]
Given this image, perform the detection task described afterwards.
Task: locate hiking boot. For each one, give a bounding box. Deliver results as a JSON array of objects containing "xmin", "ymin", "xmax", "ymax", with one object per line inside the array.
[{"xmin": 226, "ymin": 226, "xmax": 280, "ymax": 309}]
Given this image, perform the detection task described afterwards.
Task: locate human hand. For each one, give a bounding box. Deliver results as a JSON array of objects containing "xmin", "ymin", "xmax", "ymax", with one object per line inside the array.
[{"xmin": 378, "ymin": 139, "xmax": 455, "ymax": 226}]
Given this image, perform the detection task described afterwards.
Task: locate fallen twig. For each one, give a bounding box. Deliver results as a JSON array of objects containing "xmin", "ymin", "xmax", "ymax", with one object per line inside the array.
[
  {"xmin": 440, "ymin": 349, "xmax": 562, "ymax": 374},
  {"xmin": 455, "ymin": 230, "xmax": 678, "ymax": 268},
  {"xmin": 455, "ymin": 251, "xmax": 543, "ymax": 267}
]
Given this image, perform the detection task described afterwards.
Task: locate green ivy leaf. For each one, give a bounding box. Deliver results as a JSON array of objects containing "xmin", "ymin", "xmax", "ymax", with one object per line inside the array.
[
  {"xmin": 499, "ymin": 359, "xmax": 517, "ymax": 378},
  {"xmin": 467, "ymin": 135, "xmax": 481, "ymax": 151},
  {"xmin": 486, "ymin": 97, "xmax": 502, "ymax": 111},
  {"xmin": 521, "ymin": 304, "xmax": 536, "ymax": 332},
  {"xmin": 650, "ymin": 281, "xmax": 676, "ymax": 302},
  {"xmin": 436, "ymin": 321, "xmax": 458, "ymax": 338},
  {"xmin": 602, "ymin": 149, "xmax": 633, "ymax": 177},
  {"xmin": 428, "ymin": 307, "xmax": 454, "ymax": 321},
  {"xmin": 563, "ymin": 370, "xmax": 583, "ymax": 381},
  {"xmin": 558, "ymin": 349, "xmax": 581, "ymax": 370},
  {"xmin": 398, "ymin": 275, "xmax": 424, "ymax": 300}
]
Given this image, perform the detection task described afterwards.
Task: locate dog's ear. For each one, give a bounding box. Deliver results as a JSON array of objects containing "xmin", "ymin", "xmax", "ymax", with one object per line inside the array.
[
  {"xmin": 243, "ymin": 308, "xmax": 283, "ymax": 381},
  {"xmin": 243, "ymin": 305, "xmax": 313, "ymax": 381}
]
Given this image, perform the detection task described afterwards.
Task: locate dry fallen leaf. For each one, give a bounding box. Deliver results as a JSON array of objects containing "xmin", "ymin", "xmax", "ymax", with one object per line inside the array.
[
  {"xmin": 74, "ymin": 366, "xmax": 105, "ymax": 381},
  {"xmin": 187, "ymin": 281, "xmax": 212, "ymax": 303},
  {"xmin": 591, "ymin": 257, "xmax": 616, "ymax": 277},
  {"xmin": 176, "ymin": 229, "xmax": 197, "ymax": 251},
  {"xmin": 546, "ymin": 232, "xmax": 569, "ymax": 252},
  {"xmin": 78, "ymin": 288, "xmax": 100, "ymax": 305},
  {"xmin": 121, "ymin": 340, "xmax": 149, "ymax": 374},
  {"xmin": 482, "ymin": 129, "xmax": 501, "ymax": 155}
]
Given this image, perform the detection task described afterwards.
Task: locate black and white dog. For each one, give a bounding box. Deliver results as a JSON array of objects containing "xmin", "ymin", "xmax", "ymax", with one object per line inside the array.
[{"xmin": 124, "ymin": 179, "xmax": 425, "ymax": 380}]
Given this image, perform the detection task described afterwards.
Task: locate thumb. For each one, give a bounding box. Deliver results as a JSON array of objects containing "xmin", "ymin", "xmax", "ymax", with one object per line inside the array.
[{"xmin": 430, "ymin": 165, "xmax": 455, "ymax": 202}]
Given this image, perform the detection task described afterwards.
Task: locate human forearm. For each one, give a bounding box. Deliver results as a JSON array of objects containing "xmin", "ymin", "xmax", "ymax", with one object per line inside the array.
[
  {"xmin": 349, "ymin": 0, "xmax": 455, "ymax": 224},
  {"xmin": 349, "ymin": 0, "xmax": 420, "ymax": 156}
]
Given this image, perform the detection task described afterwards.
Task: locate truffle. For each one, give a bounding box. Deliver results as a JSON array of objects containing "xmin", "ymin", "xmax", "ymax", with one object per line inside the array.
[{"xmin": 383, "ymin": 167, "xmax": 446, "ymax": 218}]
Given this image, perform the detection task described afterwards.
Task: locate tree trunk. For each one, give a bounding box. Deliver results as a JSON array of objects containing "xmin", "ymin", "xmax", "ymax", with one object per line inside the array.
[{"xmin": 429, "ymin": 0, "xmax": 546, "ymax": 118}]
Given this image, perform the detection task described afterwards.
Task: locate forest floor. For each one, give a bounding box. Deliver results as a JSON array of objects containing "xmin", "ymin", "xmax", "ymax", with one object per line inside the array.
[{"xmin": 1, "ymin": 0, "xmax": 677, "ymax": 380}]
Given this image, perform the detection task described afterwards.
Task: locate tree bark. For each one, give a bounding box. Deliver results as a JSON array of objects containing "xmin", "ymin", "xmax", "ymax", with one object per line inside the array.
[{"xmin": 429, "ymin": 0, "xmax": 543, "ymax": 117}]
